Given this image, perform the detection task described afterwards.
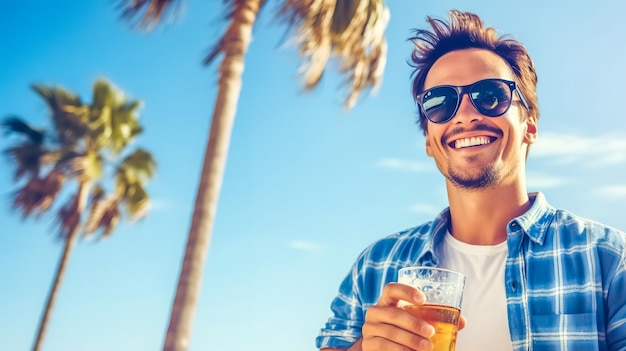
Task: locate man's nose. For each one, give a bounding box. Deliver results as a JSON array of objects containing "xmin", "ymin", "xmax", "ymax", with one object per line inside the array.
[{"xmin": 453, "ymin": 93, "xmax": 484, "ymax": 123}]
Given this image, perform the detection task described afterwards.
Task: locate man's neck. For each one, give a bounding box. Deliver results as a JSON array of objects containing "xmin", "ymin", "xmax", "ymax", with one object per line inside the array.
[{"xmin": 446, "ymin": 182, "xmax": 531, "ymax": 245}]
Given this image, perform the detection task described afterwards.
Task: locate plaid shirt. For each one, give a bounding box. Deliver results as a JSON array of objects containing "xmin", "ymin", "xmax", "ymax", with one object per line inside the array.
[{"xmin": 316, "ymin": 192, "xmax": 626, "ymax": 350}]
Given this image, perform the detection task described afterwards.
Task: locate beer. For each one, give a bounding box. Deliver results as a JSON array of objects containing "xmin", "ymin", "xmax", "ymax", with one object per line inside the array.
[
  {"xmin": 399, "ymin": 267, "xmax": 465, "ymax": 350},
  {"xmin": 404, "ymin": 303, "xmax": 460, "ymax": 351}
]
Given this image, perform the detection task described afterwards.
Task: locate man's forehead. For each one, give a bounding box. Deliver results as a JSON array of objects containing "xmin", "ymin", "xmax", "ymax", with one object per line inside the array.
[{"xmin": 424, "ymin": 48, "xmax": 514, "ymax": 88}]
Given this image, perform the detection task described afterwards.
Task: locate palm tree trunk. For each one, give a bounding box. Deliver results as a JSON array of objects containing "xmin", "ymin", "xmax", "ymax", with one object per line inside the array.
[
  {"xmin": 162, "ymin": 1, "xmax": 261, "ymax": 350},
  {"xmin": 32, "ymin": 183, "xmax": 89, "ymax": 351}
]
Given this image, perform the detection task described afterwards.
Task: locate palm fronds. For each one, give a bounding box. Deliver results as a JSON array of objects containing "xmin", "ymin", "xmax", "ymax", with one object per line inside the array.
[
  {"xmin": 117, "ymin": 0, "xmax": 181, "ymax": 30},
  {"xmin": 2, "ymin": 116, "xmax": 46, "ymax": 143},
  {"xmin": 12, "ymin": 170, "xmax": 65, "ymax": 219},
  {"xmin": 279, "ymin": 0, "xmax": 389, "ymax": 109},
  {"xmin": 3, "ymin": 79, "xmax": 156, "ymax": 236}
]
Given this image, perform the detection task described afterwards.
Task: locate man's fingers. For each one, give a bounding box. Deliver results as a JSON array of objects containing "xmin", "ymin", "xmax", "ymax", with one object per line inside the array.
[
  {"xmin": 459, "ymin": 315, "xmax": 467, "ymax": 330},
  {"xmin": 377, "ymin": 282, "xmax": 426, "ymax": 306},
  {"xmin": 366, "ymin": 305, "xmax": 435, "ymax": 339},
  {"xmin": 362, "ymin": 319, "xmax": 434, "ymax": 351}
]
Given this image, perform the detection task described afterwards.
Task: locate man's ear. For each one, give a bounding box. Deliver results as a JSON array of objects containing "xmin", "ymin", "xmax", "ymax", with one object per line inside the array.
[{"xmin": 524, "ymin": 116, "xmax": 538, "ymax": 145}]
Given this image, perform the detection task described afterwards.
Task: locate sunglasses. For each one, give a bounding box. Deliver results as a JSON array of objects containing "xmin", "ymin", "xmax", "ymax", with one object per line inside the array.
[{"xmin": 415, "ymin": 78, "xmax": 530, "ymax": 124}]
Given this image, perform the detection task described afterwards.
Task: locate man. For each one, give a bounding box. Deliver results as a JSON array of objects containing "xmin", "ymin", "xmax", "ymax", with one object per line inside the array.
[{"xmin": 316, "ymin": 10, "xmax": 626, "ymax": 351}]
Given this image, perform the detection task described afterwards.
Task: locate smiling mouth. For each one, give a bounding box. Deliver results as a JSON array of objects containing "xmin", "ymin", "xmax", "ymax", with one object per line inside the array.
[{"xmin": 449, "ymin": 136, "xmax": 497, "ymax": 149}]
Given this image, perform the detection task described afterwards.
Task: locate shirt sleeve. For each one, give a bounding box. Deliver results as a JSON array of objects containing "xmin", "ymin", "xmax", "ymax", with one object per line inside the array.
[
  {"xmin": 315, "ymin": 229, "xmax": 423, "ymax": 350},
  {"xmin": 316, "ymin": 262, "xmax": 365, "ymax": 350},
  {"xmin": 607, "ymin": 244, "xmax": 626, "ymax": 351}
]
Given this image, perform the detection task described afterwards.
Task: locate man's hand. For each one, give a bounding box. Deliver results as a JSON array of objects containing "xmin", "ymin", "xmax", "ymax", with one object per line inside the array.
[{"xmin": 360, "ymin": 282, "xmax": 466, "ymax": 351}]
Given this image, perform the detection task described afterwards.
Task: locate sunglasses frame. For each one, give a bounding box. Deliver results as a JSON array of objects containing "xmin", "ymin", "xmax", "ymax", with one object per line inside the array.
[{"xmin": 415, "ymin": 78, "xmax": 530, "ymax": 124}]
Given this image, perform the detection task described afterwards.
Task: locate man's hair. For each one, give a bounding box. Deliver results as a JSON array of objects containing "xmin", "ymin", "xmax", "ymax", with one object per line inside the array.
[{"xmin": 409, "ymin": 10, "xmax": 539, "ymax": 134}]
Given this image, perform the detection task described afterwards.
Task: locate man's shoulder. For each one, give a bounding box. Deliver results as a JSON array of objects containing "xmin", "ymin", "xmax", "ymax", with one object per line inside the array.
[
  {"xmin": 551, "ymin": 208, "xmax": 626, "ymax": 250},
  {"xmin": 358, "ymin": 221, "xmax": 438, "ymax": 262},
  {"xmin": 552, "ymin": 208, "xmax": 624, "ymax": 233},
  {"xmin": 527, "ymin": 193, "xmax": 625, "ymax": 250}
]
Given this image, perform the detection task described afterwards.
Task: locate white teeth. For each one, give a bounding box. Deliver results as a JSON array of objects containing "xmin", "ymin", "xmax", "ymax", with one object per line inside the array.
[{"xmin": 453, "ymin": 136, "xmax": 492, "ymax": 149}]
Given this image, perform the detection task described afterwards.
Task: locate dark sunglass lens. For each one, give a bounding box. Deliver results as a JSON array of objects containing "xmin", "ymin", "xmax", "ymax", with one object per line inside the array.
[
  {"xmin": 470, "ymin": 80, "xmax": 511, "ymax": 116},
  {"xmin": 422, "ymin": 87, "xmax": 458, "ymax": 123}
]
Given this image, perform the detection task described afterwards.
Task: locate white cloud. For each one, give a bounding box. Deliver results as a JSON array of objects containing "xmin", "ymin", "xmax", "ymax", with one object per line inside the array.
[
  {"xmin": 289, "ymin": 240, "xmax": 323, "ymax": 253},
  {"xmin": 377, "ymin": 158, "xmax": 433, "ymax": 172},
  {"xmin": 149, "ymin": 198, "xmax": 169, "ymax": 211},
  {"xmin": 526, "ymin": 171, "xmax": 568, "ymax": 188},
  {"xmin": 532, "ymin": 132, "xmax": 626, "ymax": 166},
  {"xmin": 409, "ymin": 203, "xmax": 441, "ymax": 216},
  {"xmin": 595, "ymin": 185, "xmax": 626, "ymax": 199}
]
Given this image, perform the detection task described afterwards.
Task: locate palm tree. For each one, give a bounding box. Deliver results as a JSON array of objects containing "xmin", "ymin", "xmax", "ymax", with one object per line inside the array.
[
  {"xmin": 117, "ymin": 1, "xmax": 389, "ymax": 350},
  {"xmin": 2, "ymin": 79, "xmax": 157, "ymax": 351}
]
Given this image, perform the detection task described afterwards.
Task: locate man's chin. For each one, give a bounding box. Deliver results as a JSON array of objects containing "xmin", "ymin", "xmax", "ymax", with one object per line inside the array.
[{"xmin": 447, "ymin": 168, "xmax": 497, "ymax": 190}]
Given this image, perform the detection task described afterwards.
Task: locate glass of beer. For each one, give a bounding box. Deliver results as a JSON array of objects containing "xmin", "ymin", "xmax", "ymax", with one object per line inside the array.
[{"xmin": 398, "ymin": 266, "xmax": 466, "ymax": 351}]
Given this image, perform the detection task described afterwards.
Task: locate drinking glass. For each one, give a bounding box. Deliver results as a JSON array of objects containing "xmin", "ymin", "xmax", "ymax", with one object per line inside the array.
[{"xmin": 398, "ymin": 266, "xmax": 466, "ymax": 351}]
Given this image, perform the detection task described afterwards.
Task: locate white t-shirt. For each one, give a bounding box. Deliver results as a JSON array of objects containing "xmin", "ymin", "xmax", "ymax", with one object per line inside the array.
[{"xmin": 436, "ymin": 231, "xmax": 514, "ymax": 351}]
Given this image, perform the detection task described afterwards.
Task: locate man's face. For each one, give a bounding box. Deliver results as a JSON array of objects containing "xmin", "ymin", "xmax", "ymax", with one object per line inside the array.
[{"xmin": 423, "ymin": 48, "xmax": 537, "ymax": 190}]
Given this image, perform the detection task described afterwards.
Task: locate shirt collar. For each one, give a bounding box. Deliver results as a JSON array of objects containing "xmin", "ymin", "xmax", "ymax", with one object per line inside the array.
[
  {"xmin": 419, "ymin": 208, "xmax": 451, "ymax": 266},
  {"xmin": 418, "ymin": 192, "xmax": 556, "ymax": 264},
  {"xmin": 511, "ymin": 192, "xmax": 556, "ymax": 246}
]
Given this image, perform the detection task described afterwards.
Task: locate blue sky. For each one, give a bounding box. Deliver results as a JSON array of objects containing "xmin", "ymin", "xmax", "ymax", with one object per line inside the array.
[{"xmin": 1, "ymin": 1, "xmax": 625, "ymax": 350}]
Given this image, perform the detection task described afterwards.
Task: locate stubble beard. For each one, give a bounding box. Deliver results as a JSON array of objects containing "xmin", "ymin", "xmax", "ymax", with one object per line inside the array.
[
  {"xmin": 447, "ymin": 155, "xmax": 499, "ymax": 190},
  {"xmin": 440, "ymin": 124, "xmax": 506, "ymax": 190}
]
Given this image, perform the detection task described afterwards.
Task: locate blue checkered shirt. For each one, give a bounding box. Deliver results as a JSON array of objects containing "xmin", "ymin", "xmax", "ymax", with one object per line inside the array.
[{"xmin": 316, "ymin": 192, "xmax": 626, "ymax": 350}]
